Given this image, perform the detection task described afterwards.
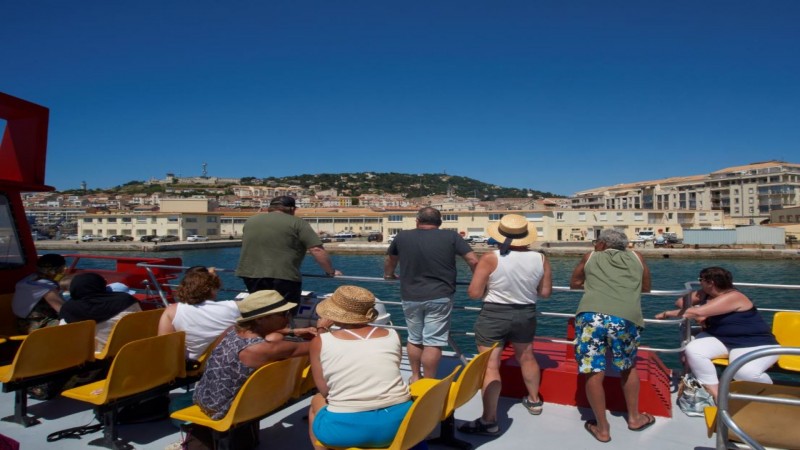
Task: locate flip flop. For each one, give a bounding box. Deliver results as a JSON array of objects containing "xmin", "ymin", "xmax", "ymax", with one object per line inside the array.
[
  {"xmin": 628, "ymin": 413, "xmax": 656, "ymax": 432},
  {"xmin": 584, "ymin": 420, "xmax": 611, "ymax": 443}
]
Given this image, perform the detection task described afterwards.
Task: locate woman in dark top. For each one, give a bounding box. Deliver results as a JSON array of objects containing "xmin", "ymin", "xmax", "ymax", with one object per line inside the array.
[
  {"xmin": 655, "ymin": 267, "xmax": 779, "ymax": 401},
  {"xmin": 60, "ymin": 272, "xmax": 142, "ymax": 351}
]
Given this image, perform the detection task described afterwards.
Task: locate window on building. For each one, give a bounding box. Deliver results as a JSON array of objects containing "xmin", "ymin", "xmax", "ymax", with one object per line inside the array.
[
  {"xmin": 207, "ymin": 216, "xmax": 218, "ymax": 223},
  {"xmin": 578, "ymin": 212, "xmax": 586, "ymax": 222},
  {"xmin": 489, "ymin": 213, "xmax": 504, "ymax": 221},
  {"xmin": 526, "ymin": 213, "xmax": 543, "ymax": 222},
  {"xmin": 634, "ymin": 212, "xmax": 643, "ymax": 221},
  {"xmin": 598, "ymin": 212, "xmax": 607, "ymax": 222},
  {"xmin": 207, "ymin": 228, "xmax": 218, "ymax": 235},
  {"xmin": 168, "ymin": 216, "xmax": 179, "ymax": 223},
  {"xmin": 388, "ymin": 215, "xmax": 403, "ymax": 222},
  {"xmin": 185, "ymin": 217, "xmax": 197, "ymax": 223},
  {"xmin": 83, "ymin": 218, "xmax": 92, "ymax": 223},
  {"xmin": 442, "ymin": 214, "xmax": 458, "ymax": 222},
  {"xmin": 536, "ymin": 227, "xmax": 544, "ymax": 237},
  {"xmin": 122, "ymin": 217, "xmax": 132, "ymax": 223},
  {"xmin": 107, "ymin": 218, "xmax": 117, "ymax": 223},
  {"xmin": 556, "ymin": 212, "xmax": 564, "ymax": 221},
  {"xmin": 616, "ymin": 212, "xmax": 624, "ymax": 221}
]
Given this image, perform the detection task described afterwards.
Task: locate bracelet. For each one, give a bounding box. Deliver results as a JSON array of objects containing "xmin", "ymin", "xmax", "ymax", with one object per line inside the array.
[{"xmin": 326, "ymin": 270, "xmax": 336, "ymax": 277}]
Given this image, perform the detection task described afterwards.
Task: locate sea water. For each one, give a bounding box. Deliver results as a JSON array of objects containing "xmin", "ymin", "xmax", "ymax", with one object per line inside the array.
[{"xmin": 60, "ymin": 248, "xmax": 799, "ymax": 368}]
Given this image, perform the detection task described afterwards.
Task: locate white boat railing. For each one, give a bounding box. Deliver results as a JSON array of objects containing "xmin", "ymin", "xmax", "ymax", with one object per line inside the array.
[{"xmin": 134, "ymin": 263, "xmax": 800, "ymax": 363}]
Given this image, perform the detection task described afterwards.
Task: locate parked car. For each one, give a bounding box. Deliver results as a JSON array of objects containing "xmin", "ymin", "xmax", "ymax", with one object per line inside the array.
[
  {"xmin": 637, "ymin": 230, "xmax": 655, "ymax": 241},
  {"xmin": 81, "ymin": 234, "xmax": 106, "ymax": 242},
  {"xmin": 108, "ymin": 234, "xmax": 133, "ymax": 242},
  {"xmin": 153, "ymin": 235, "xmax": 179, "ymax": 243},
  {"xmin": 64, "ymin": 234, "xmax": 80, "ymax": 240},
  {"xmin": 334, "ymin": 232, "xmax": 357, "ymax": 239},
  {"xmin": 140, "ymin": 234, "xmax": 158, "ymax": 242},
  {"xmin": 367, "ymin": 233, "xmax": 383, "ymax": 242},
  {"xmin": 467, "ymin": 235, "xmax": 488, "ymax": 244},
  {"xmin": 186, "ymin": 235, "xmax": 208, "ymax": 242}
]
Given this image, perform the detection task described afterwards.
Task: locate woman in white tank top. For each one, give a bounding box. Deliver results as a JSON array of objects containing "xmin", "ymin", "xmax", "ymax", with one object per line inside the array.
[
  {"xmin": 308, "ymin": 286, "xmax": 411, "ymax": 449},
  {"xmin": 463, "ymin": 214, "xmax": 552, "ymax": 434},
  {"xmin": 157, "ymin": 266, "xmax": 241, "ymax": 360}
]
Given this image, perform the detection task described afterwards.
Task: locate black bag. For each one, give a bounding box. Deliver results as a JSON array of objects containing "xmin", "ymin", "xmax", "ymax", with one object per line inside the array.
[
  {"xmin": 181, "ymin": 422, "xmax": 259, "ymax": 450},
  {"xmin": 116, "ymin": 395, "xmax": 171, "ymax": 424}
]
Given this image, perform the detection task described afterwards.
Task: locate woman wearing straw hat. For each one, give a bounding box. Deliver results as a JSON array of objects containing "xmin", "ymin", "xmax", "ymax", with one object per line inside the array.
[
  {"xmin": 308, "ymin": 285, "xmax": 411, "ymax": 450},
  {"xmin": 461, "ymin": 214, "xmax": 552, "ymax": 435},
  {"xmin": 193, "ymin": 290, "xmax": 311, "ymax": 420}
]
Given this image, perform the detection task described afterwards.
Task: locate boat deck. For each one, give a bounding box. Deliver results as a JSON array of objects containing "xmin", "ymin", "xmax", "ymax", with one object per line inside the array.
[{"xmin": 0, "ymin": 353, "xmax": 716, "ymax": 450}]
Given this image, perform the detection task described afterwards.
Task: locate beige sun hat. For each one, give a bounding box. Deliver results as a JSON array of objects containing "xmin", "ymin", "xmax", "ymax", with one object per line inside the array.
[
  {"xmin": 487, "ymin": 214, "xmax": 537, "ymax": 247},
  {"xmin": 315, "ymin": 285, "xmax": 378, "ymax": 324},
  {"xmin": 236, "ymin": 290, "xmax": 297, "ymax": 324}
]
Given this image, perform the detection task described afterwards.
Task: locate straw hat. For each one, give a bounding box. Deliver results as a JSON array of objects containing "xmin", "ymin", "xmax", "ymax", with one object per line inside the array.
[
  {"xmin": 315, "ymin": 285, "xmax": 378, "ymax": 324},
  {"xmin": 487, "ymin": 214, "xmax": 537, "ymax": 247},
  {"xmin": 236, "ymin": 290, "xmax": 297, "ymax": 324}
]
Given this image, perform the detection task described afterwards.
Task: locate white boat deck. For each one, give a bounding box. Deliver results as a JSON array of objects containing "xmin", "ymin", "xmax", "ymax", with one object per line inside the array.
[{"xmin": 0, "ymin": 352, "xmax": 717, "ymax": 450}]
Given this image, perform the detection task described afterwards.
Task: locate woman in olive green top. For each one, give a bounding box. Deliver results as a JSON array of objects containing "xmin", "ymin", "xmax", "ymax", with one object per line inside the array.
[{"xmin": 569, "ymin": 229, "xmax": 653, "ymax": 443}]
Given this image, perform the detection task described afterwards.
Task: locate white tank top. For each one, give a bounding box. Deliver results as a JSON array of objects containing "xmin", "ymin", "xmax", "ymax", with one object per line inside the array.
[
  {"xmin": 483, "ymin": 250, "xmax": 544, "ymax": 305},
  {"xmin": 320, "ymin": 328, "xmax": 410, "ymax": 413},
  {"xmin": 172, "ymin": 300, "xmax": 241, "ymax": 359}
]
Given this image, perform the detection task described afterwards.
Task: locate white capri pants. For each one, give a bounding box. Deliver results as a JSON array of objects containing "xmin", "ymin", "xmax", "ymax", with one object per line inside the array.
[{"xmin": 684, "ymin": 333, "xmax": 779, "ymax": 386}]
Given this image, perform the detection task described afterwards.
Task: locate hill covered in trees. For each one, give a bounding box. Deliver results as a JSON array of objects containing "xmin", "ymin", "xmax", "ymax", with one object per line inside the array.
[
  {"xmin": 250, "ymin": 172, "xmax": 562, "ymax": 199},
  {"xmin": 65, "ymin": 172, "xmax": 564, "ymax": 199}
]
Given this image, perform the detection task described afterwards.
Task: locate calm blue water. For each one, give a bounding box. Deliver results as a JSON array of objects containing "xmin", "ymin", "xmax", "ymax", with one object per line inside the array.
[{"xmin": 59, "ymin": 248, "xmax": 799, "ymax": 368}]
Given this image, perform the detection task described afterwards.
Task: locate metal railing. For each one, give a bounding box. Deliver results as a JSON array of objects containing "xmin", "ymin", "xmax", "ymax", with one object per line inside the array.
[{"xmin": 714, "ymin": 346, "xmax": 800, "ymax": 450}]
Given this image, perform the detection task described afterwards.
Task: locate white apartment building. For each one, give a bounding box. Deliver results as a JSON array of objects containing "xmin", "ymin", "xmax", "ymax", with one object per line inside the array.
[{"xmin": 571, "ymin": 161, "xmax": 800, "ymax": 223}]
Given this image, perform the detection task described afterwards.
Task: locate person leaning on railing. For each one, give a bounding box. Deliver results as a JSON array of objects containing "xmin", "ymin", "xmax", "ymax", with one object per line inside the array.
[{"xmin": 655, "ymin": 266, "xmax": 779, "ymax": 402}]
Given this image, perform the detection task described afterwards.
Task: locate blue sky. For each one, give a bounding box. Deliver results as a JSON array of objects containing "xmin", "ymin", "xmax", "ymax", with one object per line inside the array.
[{"xmin": 2, "ymin": 1, "xmax": 798, "ymax": 195}]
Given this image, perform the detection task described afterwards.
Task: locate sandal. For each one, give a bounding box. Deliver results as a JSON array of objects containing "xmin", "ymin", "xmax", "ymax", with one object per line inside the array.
[
  {"xmin": 521, "ymin": 396, "xmax": 543, "ymax": 415},
  {"xmin": 458, "ymin": 418, "xmax": 499, "ymax": 436}
]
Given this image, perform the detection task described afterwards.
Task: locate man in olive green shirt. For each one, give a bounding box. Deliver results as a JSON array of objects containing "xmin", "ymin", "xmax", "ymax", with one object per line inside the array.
[
  {"xmin": 569, "ymin": 228, "xmax": 653, "ymax": 443},
  {"xmin": 235, "ymin": 196, "xmax": 341, "ymax": 302}
]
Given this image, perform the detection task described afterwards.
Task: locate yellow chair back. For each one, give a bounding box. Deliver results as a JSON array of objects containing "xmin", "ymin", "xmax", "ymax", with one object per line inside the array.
[
  {"xmin": 447, "ymin": 343, "xmax": 497, "ymax": 417},
  {"xmin": 772, "ymin": 311, "xmax": 800, "ymax": 372},
  {"xmin": 388, "ymin": 365, "xmax": 459, "ymax": 450},
  {"xmin": 0, "ymin": 320, "xmax": 95, "ymax": 381},
  {"xmin": 213, "ymin": 355, "xmax": 305, "ymax": 430},
  {"xmin": 95, "ymin": 332, "xmax": 186, "ymax": 403},
  {"xmin": 184, "ymin": 331, "xmax": 224, "ymax": 378},
  {"xmin": 95, "ymin": 308, "xmax": 164, "ymax": 360},
  {"xmin": 290, "ymin": 356, "xmax": 314, "ymax": 399}
]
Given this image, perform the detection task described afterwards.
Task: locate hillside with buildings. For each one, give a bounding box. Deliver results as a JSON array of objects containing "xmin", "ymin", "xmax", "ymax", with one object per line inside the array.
[{"xmin": 23, "ymin": 161, "xmax": 800, "ymax": 243}]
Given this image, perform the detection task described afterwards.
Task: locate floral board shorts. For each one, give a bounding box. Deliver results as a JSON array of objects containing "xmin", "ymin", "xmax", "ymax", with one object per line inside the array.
[{"xmin": 574, "ymin": 312, "xmax": 642, "ymax": 374}]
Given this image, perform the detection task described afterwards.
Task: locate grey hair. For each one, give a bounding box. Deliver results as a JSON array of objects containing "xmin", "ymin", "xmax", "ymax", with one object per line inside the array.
[{"xmin": 598, "ymin": 229, "xmax": 628, "ymax": 251}]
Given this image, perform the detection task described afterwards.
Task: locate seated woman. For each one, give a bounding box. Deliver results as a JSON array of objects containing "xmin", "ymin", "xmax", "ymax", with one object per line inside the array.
[
  {"xmin": 60, "ymin": 272, "xmax": 142, "ymax": 351},
  {"xmin": 308, "ymin": 286, "xmax": 411, "ymax": 450},
  {"xmin": 193, "ymin": 290, "xmax": 311, "ymax": 419},
  {"xmin": 12, "ymin": 253, "xmax": 67, "ymax": 334},
  {"xmin": 655, "ymin": 266, "xmax": 779, "ymax": 401},
  {"xmin": 157, "ymin": 266, "xmax": 242, "ymax": 360}
]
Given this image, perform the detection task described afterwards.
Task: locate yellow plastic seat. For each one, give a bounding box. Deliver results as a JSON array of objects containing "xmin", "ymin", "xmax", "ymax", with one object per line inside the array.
[
  {"xmin": 183, "ymin": 331, "xmax": 224, "ymax": 380},
  {"xmin": 95, "ymin": 308, "xmax": 164, "ymax": 361},
  {"xmin": 703, "ymin": 381, "xmax": 800, "ymax": 449},
  {"xmin": 291, "ymin": 356, "xmax": 315, "ymax": 399},
  {"xmin": 171, "ymin": 355, "xmax": 306, "ymax": 447},
  {"xmin": 0, "ymin": 320, "xmax": 96, "ymax": 427},
  {"xmin": 321, "ymin": 365, "xmax": 460, "ymax": 450},
  {"xmin": 409, "ymin": 343, "xmax": 497, "ymax": 448},
  {"xmin": 61, "ymin": 332, "xmax": 186, "ymax": 448},
  {"xmin": 772, "ymin": 311, "xmax": 800, "ymax": 372}
]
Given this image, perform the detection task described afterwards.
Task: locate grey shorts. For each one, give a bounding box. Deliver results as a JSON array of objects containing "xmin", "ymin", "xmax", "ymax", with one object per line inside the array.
[
  {"xmin": 402, "ymin": 297, "xmax": 453, "ymax": 347},
  {"xmin": 474, "ymin": 303, "xmax": 537, "ymax": 347}
]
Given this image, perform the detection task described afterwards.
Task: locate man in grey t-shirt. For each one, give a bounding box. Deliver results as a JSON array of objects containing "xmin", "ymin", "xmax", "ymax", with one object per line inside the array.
[{"xmin": 384, "ymin": 207, "xmax": 478, "ymax": 382}]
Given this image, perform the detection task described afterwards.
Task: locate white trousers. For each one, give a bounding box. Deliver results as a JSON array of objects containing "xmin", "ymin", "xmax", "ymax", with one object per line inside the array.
[{"xmin": 684, "ymin": 333, "xmax": 779, "ymax": 386}]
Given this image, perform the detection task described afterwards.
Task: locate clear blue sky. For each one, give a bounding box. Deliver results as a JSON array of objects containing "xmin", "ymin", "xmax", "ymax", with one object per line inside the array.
[{"xmin": 3, "ymin": 1, "xmax": 798, "ymax": 195}]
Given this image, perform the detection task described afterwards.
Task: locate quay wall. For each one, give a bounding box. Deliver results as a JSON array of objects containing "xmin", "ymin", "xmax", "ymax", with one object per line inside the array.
[{"xmin": 35, "ymin": 240, "xmax": 800, "ymax": 260}]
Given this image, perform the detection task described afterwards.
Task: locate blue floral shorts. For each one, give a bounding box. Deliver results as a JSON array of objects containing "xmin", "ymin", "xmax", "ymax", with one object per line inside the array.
[{"xmin": 574, "ymin": 312, "xmax": 642, "ymax": 374}]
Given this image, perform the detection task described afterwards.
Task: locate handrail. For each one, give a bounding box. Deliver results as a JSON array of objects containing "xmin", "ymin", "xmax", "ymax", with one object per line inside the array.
[
  {"xmin": 135, "ymin": 262, "xmax": 799, "ymax": 362},
  {"xmin": 715, "ymin": 346, "xmax": 800, "ymax": 450}
]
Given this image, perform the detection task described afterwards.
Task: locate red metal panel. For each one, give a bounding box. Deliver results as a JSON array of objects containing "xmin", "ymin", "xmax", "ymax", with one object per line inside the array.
[{"xmin": 0, "ymin": 92, "xmax": 51, "ymax": 190}]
